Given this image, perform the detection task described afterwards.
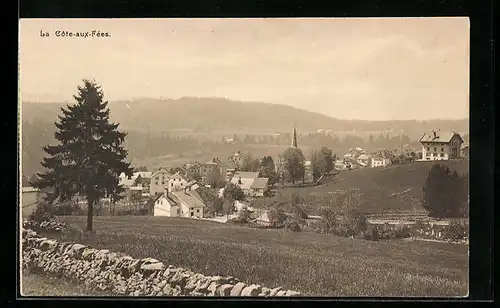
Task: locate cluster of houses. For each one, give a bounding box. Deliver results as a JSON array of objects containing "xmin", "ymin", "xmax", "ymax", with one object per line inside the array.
[
  {"xmin": 336, "ymin": 147, "xmax": 391, "ymax": 170},
  {"xmin": 21, "ymin": 128, "xmax": 469, "ymax": 221},
  {"xmin": 334, "ymin": 130, "xmax": 469, "ymax": 170},
  {"xmin": 117, "ymin": 150, "xmax": 273, "ymax": 218}
]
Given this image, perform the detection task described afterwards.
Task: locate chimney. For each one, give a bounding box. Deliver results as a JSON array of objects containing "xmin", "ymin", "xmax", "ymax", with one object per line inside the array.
[{"xmin": 433, "ymin": 130, "xmax": 437, "ymax": 139}]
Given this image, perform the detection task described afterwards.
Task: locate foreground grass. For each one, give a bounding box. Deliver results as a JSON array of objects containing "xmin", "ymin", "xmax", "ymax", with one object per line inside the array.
[
  {"xmin": 37, "ymin": 216, "xmax": 469, "ymax": 297},
  {"xmin": 21, "ymin": 272, "xmax": 113, "ymax": 297}
]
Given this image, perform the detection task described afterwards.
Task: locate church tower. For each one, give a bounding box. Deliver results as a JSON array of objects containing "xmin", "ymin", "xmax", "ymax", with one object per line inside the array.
[{"xmin": 291, "ymin": 127, "xmax": 298, "ymax": 148}]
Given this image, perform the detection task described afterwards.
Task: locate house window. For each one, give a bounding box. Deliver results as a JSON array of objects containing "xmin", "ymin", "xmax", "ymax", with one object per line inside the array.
[
  {"xmin": 441, "ymin": 148, "xmax": 444, "ymax": 152},
  {"xmin": 177, "ymin": 209, "xmax": 180, "ymax": 214},
  {"xmin": 191, "ymin": 212, "xmax": 194, "ymax": 217},
  {"xmin": 181, "ymin": 183, "xmax": 183, "ymax": 186},
  {"xmin": 434, "ymin": 147, "xmax": 437, "ymax": 151},
  {"xmin": 155, "ymin": 181, "xmax": 158, "ymax": 185},
  {"xmin": 196, "ymin": 209, "xmax": 200, "ymax": 213},
  {"xmin": 171, "ymin": 183, "xmax": 173, "ymax": 187}
]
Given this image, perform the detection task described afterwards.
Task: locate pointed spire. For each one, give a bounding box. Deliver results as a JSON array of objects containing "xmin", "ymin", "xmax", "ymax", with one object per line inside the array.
[{"xmin": 291, "ymin": 127, "xmax": 298, "ymax": 148}]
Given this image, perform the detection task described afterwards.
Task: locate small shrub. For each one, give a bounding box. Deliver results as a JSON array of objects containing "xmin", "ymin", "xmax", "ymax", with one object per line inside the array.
[
  {"xmin": 268, "ymin": 206, "xmax": 287, "ymax": 227},
  {"xmin": 370, "ymin": 226, "xmax": 379, "ymax": 241},
  {"xmin": 317, "ymin": 206, "xmax": 338, "ymax": 234},
  {"xmin": 445, "ymin": 220, "xmax": 468, "ymax": 240},
  {"xmin": 54, "ymin": 202, "xmax": 84, "ymax": 216},
  {"xmin": 286, "ymin": 220, "xmax": 302, "ymax": 232},
  {"xmin": 30, "ymin": 201, "xmax": 55, "ymax": 223},
  {"xmin": 394, "ymin": 225, "xmax": 411, "ymax": 239},
  {"xmin": 238, "ymin": 208, "xmax": 252, "ymax": 222}
]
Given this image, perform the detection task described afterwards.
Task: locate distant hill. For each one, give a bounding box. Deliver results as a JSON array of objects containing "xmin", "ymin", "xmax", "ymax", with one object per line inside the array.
[{"xmin": 21, "ymin": 97, "xmax": 469, "ymax": 135}]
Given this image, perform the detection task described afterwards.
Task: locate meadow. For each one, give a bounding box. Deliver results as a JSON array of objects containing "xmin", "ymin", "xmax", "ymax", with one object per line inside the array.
[
  {"xmin": 252, "ymin": 159, "xmax": 469, "ymax": 215},
  {"xmin": 41, "ymin": 216, "xmax": 469, "ymax": 297}
]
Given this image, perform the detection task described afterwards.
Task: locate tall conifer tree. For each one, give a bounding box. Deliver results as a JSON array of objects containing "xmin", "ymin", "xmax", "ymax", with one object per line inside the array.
[{"xmin": 31, "ymin": 79, "xmax": 133, "ymax": 231}]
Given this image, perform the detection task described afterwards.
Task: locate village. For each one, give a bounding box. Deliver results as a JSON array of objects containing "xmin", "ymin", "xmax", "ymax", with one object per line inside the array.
[{"xmin": 22, "ymin": 127, "xmax": 469, "ymax": 227}]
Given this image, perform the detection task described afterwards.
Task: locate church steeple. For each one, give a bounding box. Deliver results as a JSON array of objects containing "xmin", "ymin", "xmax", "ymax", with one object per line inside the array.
[{"xmin": 291, "ymin": 127, "xmax": 298, "ymax": 148}]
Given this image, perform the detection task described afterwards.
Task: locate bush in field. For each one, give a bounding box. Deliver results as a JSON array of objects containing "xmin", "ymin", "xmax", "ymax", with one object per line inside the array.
[
  {"xmin": 317, "ymin": 206, "xmax": 338, "ymax": 234},
  {"xmin": 268, "ymin": 206, "xmax": 287, "ymax": 227},
  {"xmin": 341, "ymin": 210, "xmax": 368, "ymax": 236},
  {"xmin": 444, "ymin": 220, "xmax": 468, "ymax": 240},
  {"xmin": 286, "ymin": 220, "xmax": 302, "ymax": 232},
  {"xmin": 30, "ymin": 200, "xmax": 55, "ymax": 222},
  {"xmin": 53, "ymin": 201, "xmax": 84, "ymax": 216},
  {"xmin": 394, "ymin": 225, "xmax": 411, "ymax": 238},
  {"xmin": 237, "ymin": 208, "xmax": 252, "ymax": 222},
  {"xmin": 291, "ymin": 194, "xmax": 309, "ymax": 219},
  {"xmin": 370, "ymin": 226, "xmax": 379, "ymax": 241}
]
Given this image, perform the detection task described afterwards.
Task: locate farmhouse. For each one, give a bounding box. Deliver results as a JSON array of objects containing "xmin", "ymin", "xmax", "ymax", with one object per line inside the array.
[
  {"xmin": 134, "ymin": 172, "xmax": 152, "ymax": 193},
  {"xmin": 230, "ymin": 171, "xmax": 260, "ymax": 196},
  {"xmin": 167, "ymin": 172, "xmax": 189, "ymax": 192},
  {"xmin": 419, "ymin": 130, "xmax": 464, "ymax": 161},
  {"xmin": 149, "ymin": 168, "xmax": 172, "ymax": 196},
  {"xmin": 153, "ymin": 182, "xmax": 205, "ymax": 218},
  {"xmin": 250, "ymin": 177, "xmax": 269, "ymax": 197},
  {"xmin": 172, "ymin": 189, "xmax": 205, "ymax": 218},
  {"xmin": 370, "ymin": 152, "xmax": 390, "ymax": 168},
  {"xmin": 356, "ymin": 154, "xmax": 371, "ymax": 167},
  {"xmin": 153, "ymin": 191, "xmax": 181, "ymax": 217},
  {"xmin": 119, "ymin": 172, "xmax": 140, "ymax": 188}
]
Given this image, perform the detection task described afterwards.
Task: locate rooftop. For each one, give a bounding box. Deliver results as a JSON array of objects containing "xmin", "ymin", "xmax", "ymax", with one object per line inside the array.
[
  {"xmin": 419, "ymin": 130, "xmax": 463, "ymax": 144},
  {"xmin": 172, "ymin": 191, "xmax": 205, "ymax": 209},
  {"xmin": 250, "ymin": 177, "xmax": 269, "ymax": 189},
  {"xmin": 135, "ymin": 171, "xmax": 153, "ymax": 179}
]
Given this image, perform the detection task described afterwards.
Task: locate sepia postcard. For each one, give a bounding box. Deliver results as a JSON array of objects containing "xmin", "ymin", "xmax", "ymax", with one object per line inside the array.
[{"xmin": 19, "ymin": 17, "xmax": 470, "ymax": 298}]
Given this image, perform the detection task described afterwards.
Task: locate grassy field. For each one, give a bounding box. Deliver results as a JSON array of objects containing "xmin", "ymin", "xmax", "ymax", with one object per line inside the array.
[
  {"xmin": 21, "ymin": 272, "xmax": 113, "ymax": 297},
  {"xmin": 42, "ymin": 216, "xmax": 468, "ymax": 297},
  {"xmin": 253, "ymin": 159, "xmax": 469, "ymax": 215}
]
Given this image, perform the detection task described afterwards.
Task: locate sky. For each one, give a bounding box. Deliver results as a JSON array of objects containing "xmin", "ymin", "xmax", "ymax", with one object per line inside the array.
[{"xmin": 19, "ymin": 18, "xmax": 470, "ymax": 121}]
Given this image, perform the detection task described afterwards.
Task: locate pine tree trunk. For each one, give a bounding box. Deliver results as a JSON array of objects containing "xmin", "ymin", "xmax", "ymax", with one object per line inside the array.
[{"xmin": 87, "ymin": 197, "xmax": 94, "ymax": 231}]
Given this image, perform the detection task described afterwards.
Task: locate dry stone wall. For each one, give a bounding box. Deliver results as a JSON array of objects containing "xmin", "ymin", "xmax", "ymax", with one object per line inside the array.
[{"xmin": 21, "ymin": 223, "xmax": 302, "ymax": 297}]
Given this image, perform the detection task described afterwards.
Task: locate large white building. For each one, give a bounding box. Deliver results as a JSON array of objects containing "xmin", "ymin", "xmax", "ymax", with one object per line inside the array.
[
  {"xmin": 149, "ymin": 168, "xmax": 172, "ymax": 196},
  {"xmin": 419, "ymin": 130, "xmax": 464, "ymax": 161},
  {"xmin": 153, "ymin": 183, "xmax": 205, "ymax": 218}
]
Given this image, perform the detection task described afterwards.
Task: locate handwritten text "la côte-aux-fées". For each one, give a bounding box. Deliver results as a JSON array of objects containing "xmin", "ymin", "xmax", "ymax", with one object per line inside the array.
[{"xmin": 40, "ymin": 30, "xmax": 111, "ymax": 38}]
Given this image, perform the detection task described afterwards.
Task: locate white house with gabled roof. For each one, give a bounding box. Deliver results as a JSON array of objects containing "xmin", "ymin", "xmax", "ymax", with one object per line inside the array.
[{"xmin": 419, "ymin": 130, "xmax": 464, "ymax": 161}]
